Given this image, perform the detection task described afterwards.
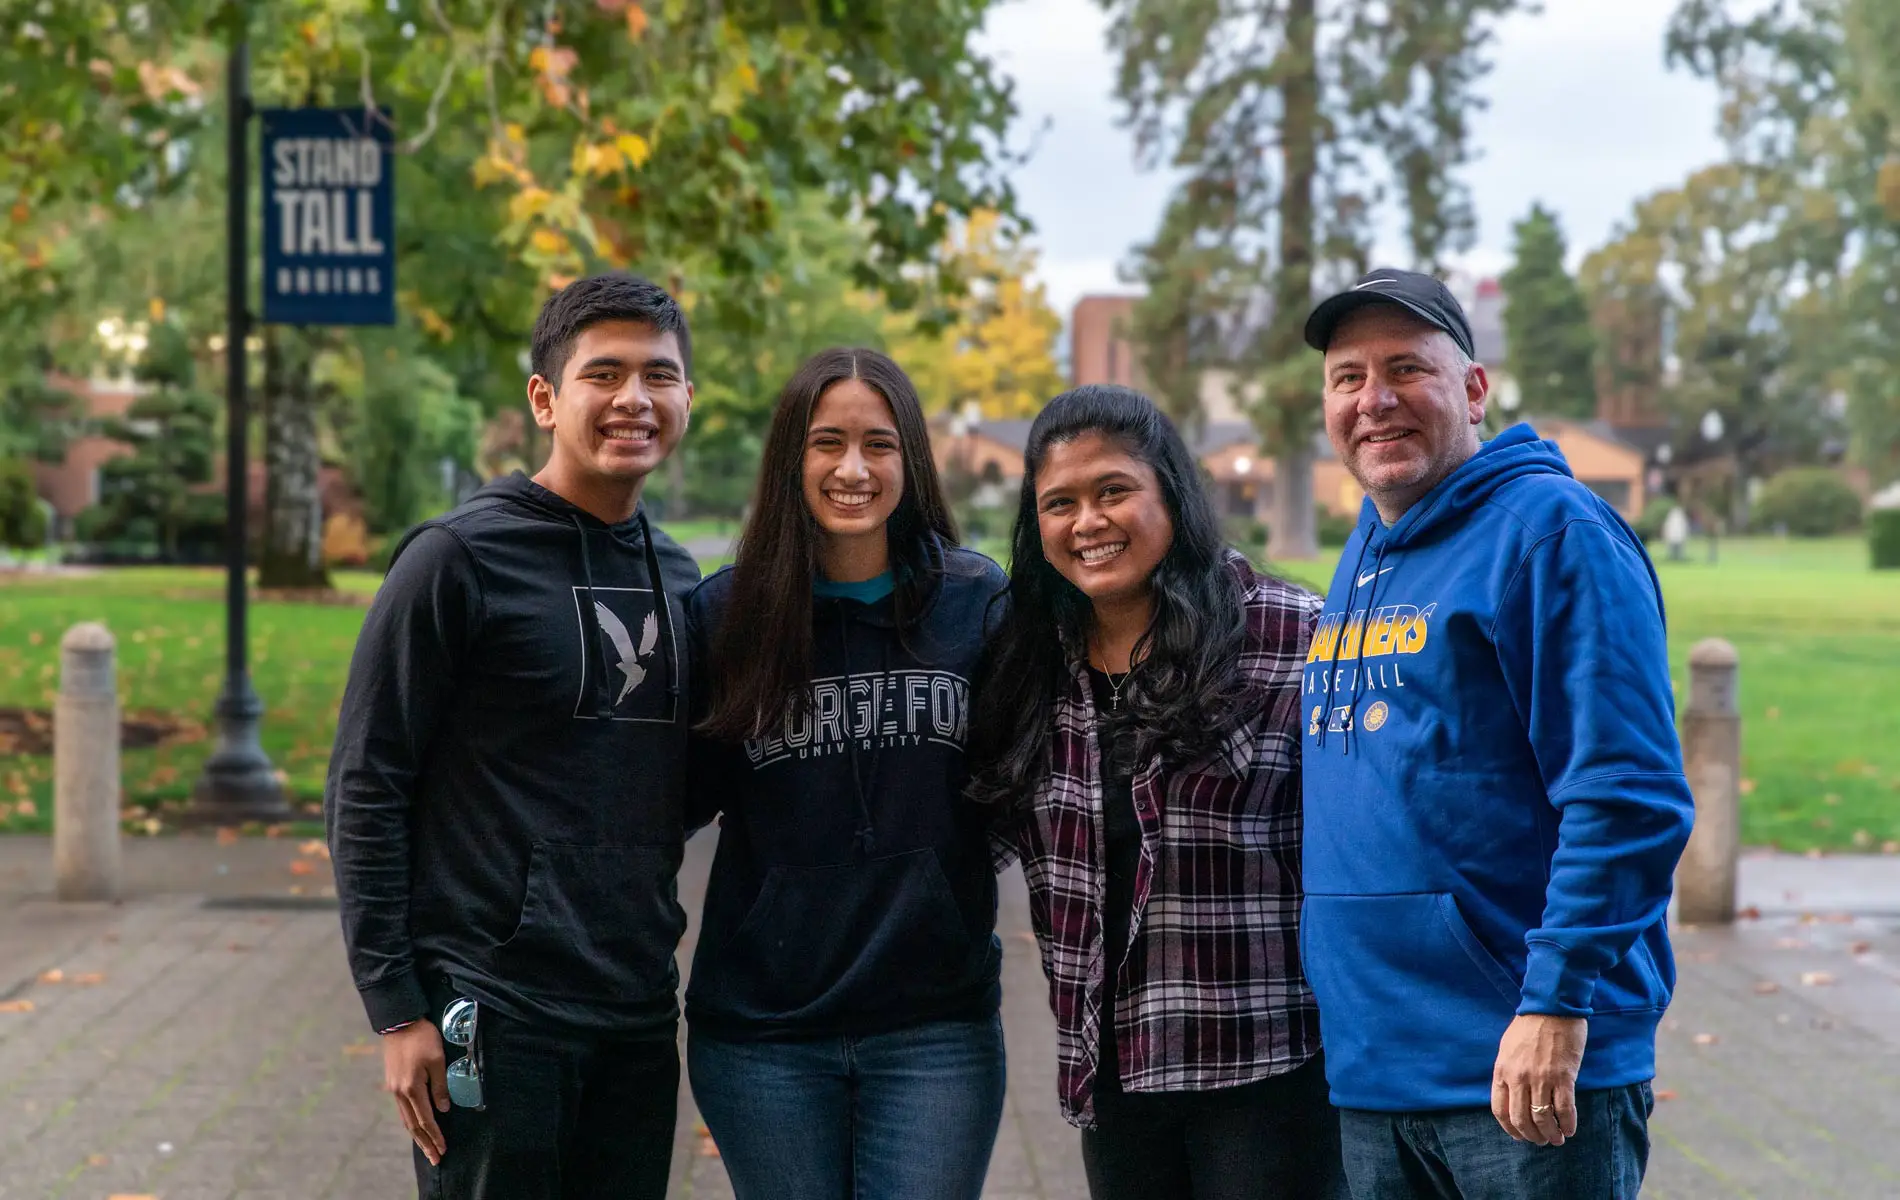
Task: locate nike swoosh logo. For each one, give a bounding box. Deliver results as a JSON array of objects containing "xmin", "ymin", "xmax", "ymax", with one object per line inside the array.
[
  {"xmin": 1352, "ymin": 279, "xmax": 1391, "ymax": 290},
  {"xmin": 1357, "ymin": 567, "xmax": 1394, "ymax": 587}
]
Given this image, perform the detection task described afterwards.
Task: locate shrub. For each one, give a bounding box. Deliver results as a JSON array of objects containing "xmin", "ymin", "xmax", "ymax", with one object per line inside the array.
[
  {"xmin": 1872, "ymin": 508, "xmax": 1900, "ymax": 571},
  {"xmin": 368, "ymin": 529, "xmax": 409, "ymax": 575},
  {"xmin": 0, "ymin": 459, "xmax": 47, "ymax": 548},
  {"xmin": 1223, "ymin": 515, "xmax": 1269, "ymax": 555},
  {"xmin": 1632, "ymin": 498, "xmax": 1679, "ymax": 543},
  {"xmin": 1750, "ymin": 468, "xmax": 1863, "ymax": 537},
  {"xmin": 1317, "ymin": 509, "xmax": 1357, "ymax": 547}
]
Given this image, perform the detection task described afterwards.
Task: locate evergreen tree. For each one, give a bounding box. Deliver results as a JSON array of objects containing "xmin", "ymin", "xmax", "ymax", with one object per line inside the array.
[
  {"xmin": 84, "ymin": 323, "xmax": 222, "ymax": 560},
  {"xmin": 1500, "ymin": 203, "xmax": 1598, "ymax": 419}
]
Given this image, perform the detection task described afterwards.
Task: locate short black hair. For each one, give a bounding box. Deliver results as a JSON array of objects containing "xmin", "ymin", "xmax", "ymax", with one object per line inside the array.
[{"xmin": 529, "ymin": 273, "xmax": 692, "ymax": 388}]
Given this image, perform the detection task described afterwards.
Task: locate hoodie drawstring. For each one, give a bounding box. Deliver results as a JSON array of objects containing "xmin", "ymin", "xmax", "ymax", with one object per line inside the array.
[
  {"xmin": 837, "ymin": 610, "xmax": 882, "ymax": 857},
  {"xmin": 638, "ymin": 510, "xmax": 681, "ymax": 712},
  {"xmin": 1315, "ymin": 534, "xmax": 1372, "ymax": 753},
  {"xmin": 573, "ymin": 514, "xmax": 615, "ymax": 719},
  {"xmin": 1342, "ymin": 538, "xmax": 1392, "ymax": 757}
]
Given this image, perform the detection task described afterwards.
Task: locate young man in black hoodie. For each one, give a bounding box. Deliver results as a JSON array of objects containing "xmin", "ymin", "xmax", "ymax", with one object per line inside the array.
[{"xmin": 326, "ymin": 274, "xmax": 702, "ymax": 1199}]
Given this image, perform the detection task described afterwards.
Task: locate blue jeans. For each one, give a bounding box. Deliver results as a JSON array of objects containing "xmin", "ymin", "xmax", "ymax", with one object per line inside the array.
[
  {"xmin": 687, "ymin": 1014, "xmax": 1007, "ymax": 1200},
  {"xmin": 1338, "ymin": 1083, "xmax": 1654, "ymax": 1200}
]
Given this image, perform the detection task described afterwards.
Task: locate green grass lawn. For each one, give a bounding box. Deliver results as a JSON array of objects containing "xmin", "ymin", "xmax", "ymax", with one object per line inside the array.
[{"xmin": 2, "ymin": 535, "xmax": 1895, "ymax": 849}]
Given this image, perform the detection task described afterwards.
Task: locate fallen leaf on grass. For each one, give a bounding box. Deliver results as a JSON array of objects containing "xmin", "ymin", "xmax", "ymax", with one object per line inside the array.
[
  {"xmin": 0, "ymin": 1000, "xmax": 36, "ymax": 1013},
  {"xmin": 38, "ymin": 969, "xmax": 63, "ymax": 984},
  {"xmin": 1884, "ymin": 842, "xmax": 1900, "ymax": 855},
  {"xmin": 1739, "ymin": 778, "xmax": 1757, "ymax": 795},
  {"xmin": 1655, "ymin": 1089, "xmax": 1678, "ymax": 1101},
  {"xmin": 87, "ymin": 1154, "xmax": 108, "ymax": 1166},
  {"xmin": 1800, "ymin": 971, "xmax": 1836, "ymax": 987},
  {"xmin": 1753, "ymin": 981, "xmax": 1781, "ymax": 994},
  {"xmin": 1692, "ymin": 1033, "xmax": 1719, "ymax": 1046},
  {"xmin": 288, "ymin": 859, "xmax": 317, "ymax": 877},
  {"xmin": 1764, "ymin": 706, "xmax": 1780, "ymax": 720}
]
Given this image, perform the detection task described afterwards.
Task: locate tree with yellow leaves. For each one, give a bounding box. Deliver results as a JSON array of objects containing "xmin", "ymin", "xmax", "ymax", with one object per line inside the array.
[{"xmin": 885, "ymin": 211, "xmax": 1064, "ymax": 420}]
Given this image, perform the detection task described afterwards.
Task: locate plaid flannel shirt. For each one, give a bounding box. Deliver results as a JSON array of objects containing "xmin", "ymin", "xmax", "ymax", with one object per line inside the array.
[{"xmin": 1001, "ymin": 552, "xmax": 1323, "ymax": 1127}]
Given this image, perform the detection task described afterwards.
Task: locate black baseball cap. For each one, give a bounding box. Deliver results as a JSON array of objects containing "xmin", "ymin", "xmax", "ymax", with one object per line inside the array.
[{"xmin": 1303, "ymin": 267, "xmax": 1477, "ymax": 360}]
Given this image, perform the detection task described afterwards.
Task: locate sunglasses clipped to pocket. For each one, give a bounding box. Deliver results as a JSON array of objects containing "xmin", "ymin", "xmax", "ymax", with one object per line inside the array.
[{"xmin": 440, "ymin": 998, "xmax": 485, "ymax": 1111}]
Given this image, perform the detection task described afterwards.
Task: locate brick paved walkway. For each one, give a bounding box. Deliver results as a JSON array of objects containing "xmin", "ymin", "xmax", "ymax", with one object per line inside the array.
[{"xmin": 3, "ymin": 837, "xmax": 1899, "ymax": 1197}]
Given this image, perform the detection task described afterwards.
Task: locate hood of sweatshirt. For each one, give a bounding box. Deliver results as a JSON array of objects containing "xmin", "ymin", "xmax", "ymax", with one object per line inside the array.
[{"xmin": 458, "ymin": 472, "xmax": 683, "ymax": 720}]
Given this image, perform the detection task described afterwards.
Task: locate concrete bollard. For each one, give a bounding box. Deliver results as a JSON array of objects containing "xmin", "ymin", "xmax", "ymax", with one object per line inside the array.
[
  {"xmin": 1676, "ymin": 638, "xmax": 1740, "ymax": 924},
  {"xmin": 54, "ymin": 622, "xmax": 120, "ymax": 902}
]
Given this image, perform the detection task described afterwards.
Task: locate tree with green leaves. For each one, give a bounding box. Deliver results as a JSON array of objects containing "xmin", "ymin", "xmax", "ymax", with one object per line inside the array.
[
  {"xmin": 1664, "ymin": 0, "xmax": 1900, "ymax": 487},
  {"xmin": 1500, "ymin": 203, "xmax": 1597, "ymax": 419},
  {"xmin": 1098, "ymin": 0, "xmax": 1527, "ymax": 558}
]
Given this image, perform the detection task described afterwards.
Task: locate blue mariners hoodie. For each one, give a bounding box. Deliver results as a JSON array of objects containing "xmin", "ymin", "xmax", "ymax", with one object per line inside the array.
[{"xmin": 1299, "ymin": 423, "xmax": 1695, "ymax": 1112}]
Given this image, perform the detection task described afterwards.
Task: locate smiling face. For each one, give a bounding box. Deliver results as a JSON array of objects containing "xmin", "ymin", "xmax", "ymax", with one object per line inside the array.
[
  {"xmin": 802, "ymin": 378, "xmax": 905, "ymax": 579},
  {"xmin": 1322, "ymin": 305, "xmax": 1487, "ymax": 522},
  {"xmin": 528, "ymin": 319, "xmax": 692, "ymax": 514},
  {"xmin": 1034, "ymin": 431, "xmax": 1175, "ymax": 613}
]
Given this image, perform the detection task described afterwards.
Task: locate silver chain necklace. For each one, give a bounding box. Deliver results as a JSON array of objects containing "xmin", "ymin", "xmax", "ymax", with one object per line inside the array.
[{"xmin": 1101, "ymin": 669, "xmax": 1130, "ymax": 712}]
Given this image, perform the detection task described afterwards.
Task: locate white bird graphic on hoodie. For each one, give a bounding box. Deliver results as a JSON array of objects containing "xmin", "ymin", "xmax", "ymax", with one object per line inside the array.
[{"xmin": 594, "ymin": 601, "xmax": 659, "ymax": 706}]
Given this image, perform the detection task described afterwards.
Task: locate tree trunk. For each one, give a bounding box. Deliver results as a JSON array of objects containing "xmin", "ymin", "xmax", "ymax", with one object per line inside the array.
[
  {"xmin": 1261, "ymin": 0, "xmax": 1321, "ymax": 560},
  {"xmin": 257, "ymin": 327, "xmax": 331, "ymax": 589},
  {"xmin": 1273, "ymin": 442, "xmax": 1319, "ymax": 560}
]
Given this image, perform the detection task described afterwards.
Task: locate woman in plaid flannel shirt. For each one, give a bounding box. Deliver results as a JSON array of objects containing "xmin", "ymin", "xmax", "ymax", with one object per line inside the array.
[{"xmin": 971, "ymin": 384, "xmax": 1347, "ymax": 1199}]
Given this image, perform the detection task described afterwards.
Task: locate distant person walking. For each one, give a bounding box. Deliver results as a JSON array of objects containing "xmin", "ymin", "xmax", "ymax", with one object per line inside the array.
[
  {"xmin": 1297, "ymin": 268, "xmax": 1694, "ymax": 1199},
  {"xmin": 971, "ymin": 384, "xmax": 1347, "ymax": 1199},
  {"xmin": 327, "ymin": 274, "xmax": 702, "ymax": 1199}
]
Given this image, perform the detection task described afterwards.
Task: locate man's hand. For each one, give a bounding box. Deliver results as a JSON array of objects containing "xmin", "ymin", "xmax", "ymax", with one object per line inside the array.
[
  {"xmin": 383, "ymin": 1021, "xmax": 450, "ymax": 1166},
  {"xmin": 1491, "ymin": 1013, "xmax": 1587, "ymax": 1146}
]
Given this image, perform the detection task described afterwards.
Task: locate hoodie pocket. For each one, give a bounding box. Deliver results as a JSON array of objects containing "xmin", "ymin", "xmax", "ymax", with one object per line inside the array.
[
  {"xmin": 1301, "ymin": 893, "xmax": 1523, "ymax": 1108},
  {"xmin": 704, "ymin": 848, "xmax": 979, "ymax": 1019},
  {"xmin": 496, "ymin": 842, "xmax": 685, "ymax": 1005}
]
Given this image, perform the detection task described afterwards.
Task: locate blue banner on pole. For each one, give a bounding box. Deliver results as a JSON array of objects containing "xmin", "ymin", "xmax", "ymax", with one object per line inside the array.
[{"xmin": 260, "ymin": 107, "xmax": 396, "ymax": 326}]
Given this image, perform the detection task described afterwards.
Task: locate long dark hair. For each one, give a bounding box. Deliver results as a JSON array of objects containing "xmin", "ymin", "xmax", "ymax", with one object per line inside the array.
[
  {"xmin": 699, "ymin": 347, "xmax": 959, "ymax": 743},
  {"xmin": 967, "ymin": 384, "xmax": 1248, "ymax": 810}
]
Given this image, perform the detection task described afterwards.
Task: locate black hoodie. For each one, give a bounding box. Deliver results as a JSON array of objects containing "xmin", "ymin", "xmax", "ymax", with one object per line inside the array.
[
  {"xmin": 684, "ymin": 538, "xmax": 1007, "ymax": 1039},
  {"xmin": 326, "ymin": 472, "xmax": 701, "ymax": 1038}
]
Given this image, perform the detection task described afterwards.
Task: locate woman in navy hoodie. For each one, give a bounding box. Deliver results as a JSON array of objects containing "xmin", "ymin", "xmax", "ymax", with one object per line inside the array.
[{"xmin": 684, "ymin": 347, "xmax": 1009, "ymax": 1200}]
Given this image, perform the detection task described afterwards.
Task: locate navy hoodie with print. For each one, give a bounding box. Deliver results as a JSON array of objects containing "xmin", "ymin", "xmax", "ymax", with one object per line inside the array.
[
  {"xmin": 684, "ymin": 537, "xmax": 1007, "ymax": 1040},
  {"xmin": 326, "ymin": 472, "xmax": 701, "ymax": 1038}
]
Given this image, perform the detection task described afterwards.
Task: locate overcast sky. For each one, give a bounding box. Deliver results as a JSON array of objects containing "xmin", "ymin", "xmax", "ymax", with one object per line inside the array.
[{"xmin": 979, "ymin": 0, "xmax": 1732, "ymax": 323}]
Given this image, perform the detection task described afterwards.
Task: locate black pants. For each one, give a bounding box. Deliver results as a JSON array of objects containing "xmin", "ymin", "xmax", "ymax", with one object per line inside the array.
[
  {"xmin": 1080, "ymin": 1052, "xmax": 1349, "ymax": 1200},
  {"xmin": 413, "ymin": 1002, "xmax": 679, "ymax": 1200}
]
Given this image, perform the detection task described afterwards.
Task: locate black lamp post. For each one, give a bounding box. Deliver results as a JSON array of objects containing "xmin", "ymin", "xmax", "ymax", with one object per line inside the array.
[{"xmin": 184, "ymin": 11, "xmax": 291, "ymax": 826}]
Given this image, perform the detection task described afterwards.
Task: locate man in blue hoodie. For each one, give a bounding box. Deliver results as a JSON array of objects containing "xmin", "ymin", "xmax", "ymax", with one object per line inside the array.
[{"xmin": 1297, "ymin": 268, "xmax": 1695, "ymax": 1199}]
